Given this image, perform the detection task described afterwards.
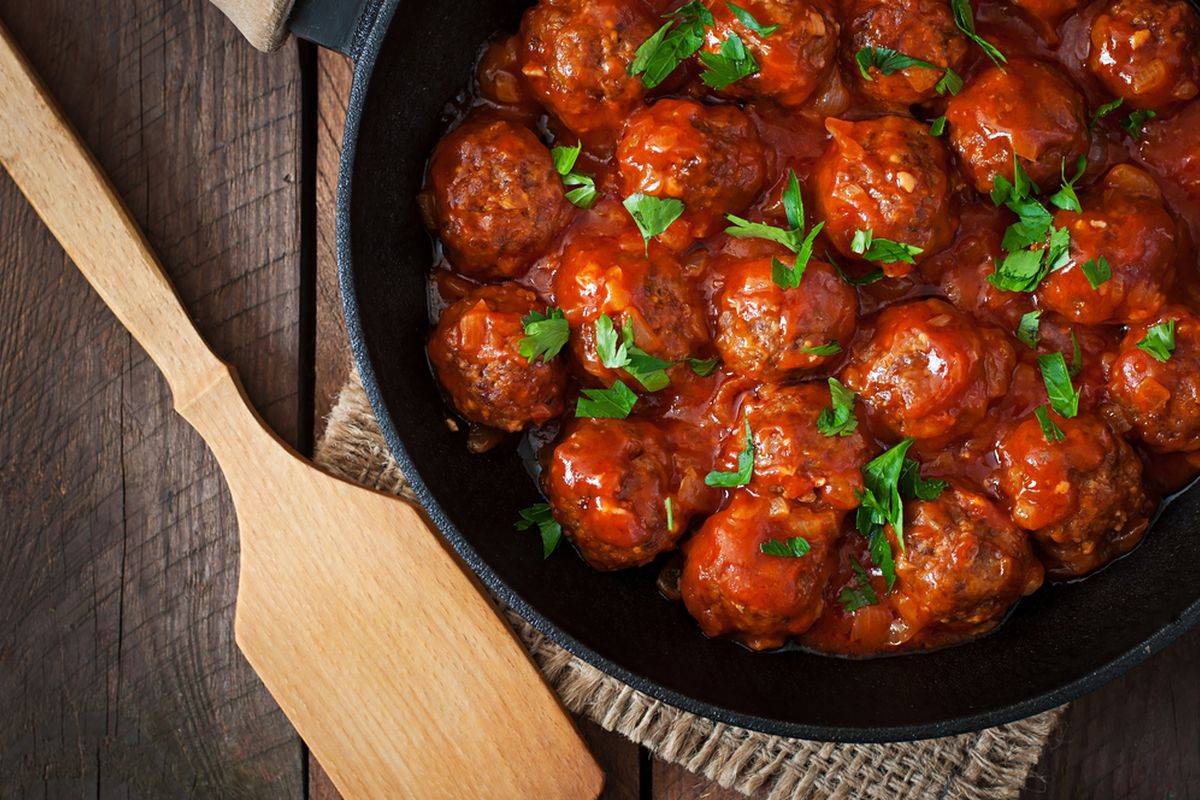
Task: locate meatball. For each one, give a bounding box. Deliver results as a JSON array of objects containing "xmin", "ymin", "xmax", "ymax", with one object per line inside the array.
[
  {"xmin": 1107, "ymin": 306, "xmax": 1200, "ymax": 453},
  {"xmin": 994, "ymin": 413, "xmax": 1153, "ymax": 578},
  {"xmin": 814, "ymin": 116, "xmax": 956, "ymax": 275},
  {"xmin": 1007, "ymin": 0, "xmax": 1082, "ymax": 41},
  {"xmin": 519, "ymin": 0, "xmax": 656, "ymax": 149},
  {"xmin": 718, "ymin": 383, "xmax": 874, "ymax": 509},
  {"xmin": 700, "ymin": 0, "xmax": 839, "ymax": 107},
  {"xmin": 1140, "ymin": 99, "xmax": 1200, "ymax": 202},
  {"xmin": 427, "ymin": 117, "xmax": 572, "ymax": 279},
  {"xmin": 553, "ymin": 234, "xmax": 710, "ymax": 385},
  {"xmin": 841, "ymin": 299, "xmax": 1015, "ymax": 443},
  {"xmin": 892, "ymin": 484, "xmax": 1044, "ymax": 639},
  {"xmin": 1037, "ymin": 165, "xmax": 1177, "ymax": 325},
  {"xmin": 681, "ymin": 492, "xmax": 840, "ymax": 649},
  {"xmin": 713, "ymin": 255, "xmax": 856, "ymax": 380},
  {"xmin": 1088, "ymin": 0, "xmax": 1200, "ymax": 109},
  {"xmin": 546, "ymin": 418, "xmax": 710, "ymax": 570},
  {"xmin": 946, "ymin": 58, "xmax": 1089, "ymax": 194},
  {"xmin": 427, "ymin": 284, "xmax": 567, "ymax": 431},
  {"xmin": 616, "ymin": 99, "xmax": 767, "ymax": 244},
  {"xmin": 844, "ymin": 0, "xmax": 969, "ymax": 105}
]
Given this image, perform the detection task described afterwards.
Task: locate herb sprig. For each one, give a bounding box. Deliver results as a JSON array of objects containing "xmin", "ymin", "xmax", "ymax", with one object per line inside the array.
[{"xmin": 725, "ymin": 170, "xmax": 824, "ymax": 289}]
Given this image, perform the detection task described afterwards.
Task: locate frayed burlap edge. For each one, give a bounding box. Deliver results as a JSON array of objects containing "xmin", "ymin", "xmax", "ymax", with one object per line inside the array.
[{"xmin": 315, "ymin": 372, "xmax": 1065, "ymax": 800}]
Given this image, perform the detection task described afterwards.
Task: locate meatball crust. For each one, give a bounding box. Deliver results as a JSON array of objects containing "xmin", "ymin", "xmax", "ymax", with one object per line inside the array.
[
  {"xmin": 1107, "ymin": 306, "xmax": 1200, "ymax": 453},
  {"xmin": 1088, "ymin": 0, "xmax": 1200, "ymax": 109},
  {"xmin": 681, "ymin": 492, "xmax": 840, "ymax": 649},
  {"xmin": 713, "ymin": 255, "xmax": 856, "ymax": 380},
  {"xmin": 993, "ymin": 413, "xmax": 1152, "ymax": 577},
  {"xmin": 519, "ymin": 0, "xmax": 656, "ymax": 149},
  {"xmin": 427, "ymin": 284, "xmax": 567, "ymax": 431},
  {"xmin": 1139, "ymin": 100, "xmax": 1200, "ymax": 201},
  {"xmin": 814, "ymin": 116, "xmax": 957, "ymax": 275},
  {"xmin": 892, "ymin": 484, "xmax": 1044, "ymax": 638},
  {"xmin": 1037, "ymin": 165, "xmax": 1177, "ymax": 325},
  {"xmin": 841, "ymin": 299, "xmax": 1015, "ymax": 443},
  {"xmin": 700, "ymin": 0, "xmax": 839, "ymax": 107},
  {"xmin": 946, "ymin": 58, "xmax": 1089, "ymax": 194},
  {"xmin": 554, "ymin": 234, "xmax": 710, "ymax": 385},
  {"xmin": 427, "ymin": 117, "xmax": 572, "ymax": 278},
  {"xmin": 616, "ymin": 99, "xmax": 767, "ymax": 244},
  {"xmin": 845, "ymin": 0, "xmax": 969, "ymax": 105}
]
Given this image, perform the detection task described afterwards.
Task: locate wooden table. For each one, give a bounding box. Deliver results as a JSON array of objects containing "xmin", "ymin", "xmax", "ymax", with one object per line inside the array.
[{"xmin": 0, "ymin": 3, "xmax": 1196, "ymax": 798}]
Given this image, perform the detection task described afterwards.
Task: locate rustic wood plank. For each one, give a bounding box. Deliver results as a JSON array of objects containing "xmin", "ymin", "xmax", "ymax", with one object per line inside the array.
[
  {"xmin": 0, "ymin": 1, "xmax": 305, "ymax": 797},
  {"xmin": 653, "ymin": 758, "xmax": 742, "ymax": 800}
]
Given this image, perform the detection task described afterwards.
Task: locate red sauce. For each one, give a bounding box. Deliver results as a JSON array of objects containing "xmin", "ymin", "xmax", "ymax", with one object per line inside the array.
[{"xmin": 419, "ymin": 0, "xmax": 1200, "ymax": 656}]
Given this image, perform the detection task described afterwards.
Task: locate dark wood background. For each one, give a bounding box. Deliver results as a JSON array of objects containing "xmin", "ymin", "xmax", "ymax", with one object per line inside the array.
[{"xmin": 0, "ymin": 3, "xmax": 1196, "ymax": 798}]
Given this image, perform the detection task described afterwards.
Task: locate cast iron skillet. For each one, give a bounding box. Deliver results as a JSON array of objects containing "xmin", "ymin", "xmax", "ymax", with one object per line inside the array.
[{"xmin": 295, "ymin": 0, "xmax": 1200, "ymax": 742}]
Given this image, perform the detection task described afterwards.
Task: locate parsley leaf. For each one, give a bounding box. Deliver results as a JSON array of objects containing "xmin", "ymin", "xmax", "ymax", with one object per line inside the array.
[
  {"xmin": 594, "ymin": 314, "xmax": 627, "ymax": 369},
  {"xmin": 687, "ymin": 356, "xmax": 720, "ymax": 376},
  {"xmin": 550, "ymin": 142, "xmax": 598, "ymax": 209},
  {"xmin": 1122, "ymin": 109, "xmax": 1157, "ymax": 139},
  {"xmin": 726, "ymin": 1, "xmax": 778, "ymax": 36},
  {"xmin": 1034, "ymin": 405, "xmax": 1065, "ymax": 443},
  {"xmin": 519, "ymin": 307, "xmax": 570, "ymax": 363},
  {"xmin": 1016, "ymin": 310, "xmax": 1042, "ymax": 349},
  {"xmin": 802, "ymin": 341, "xmax": 842, "ymax": 357},
  {"xmin": 624, "ymin": 193, "xmax": 685, "ymax": 253},
  {"xmin": 725, "ymin": 170, "xmax": 823, "ymax": 289},
  {"xmin": 705, "ymin": 416, "xmax": 754, "ymax": 487},
  {"xmin": 1049, "ymin": 155, "xmax": 1086, "ymax": 213},
  {"xmin": 850, "ymin": 228, "xmax": 923, "ymax": 264},
  {"xmin": 628, "ymin": 2, "xmax": 713, "ymax": 88},
  {"xmin": 988, "ymin": 157, "xmax": 1072, "ymax": 293},
  {"xmin": 854, "ymin": 46, "xmax": 962, "ymax": 95},
  {"xmin": 1090, "ymin": 98, "xmax": 1124, "ymax": 129},
  {"xmin": 950, "ymin": 0, "xmax": 1006, "ymax": 66},
  {"xmin": 1081, "ymin": 256, "xmax": 1111, "ymax": 289},
  {"xmin": 700, "ymin": 32, "xmax": 759, "ymax": 88},
  {"xmin": 1038, "ymin": 351, "xmax": 1080, "ymax": 419},
  {"xmin": 856, "ymin": 437, "xmax": 914, "ymax": 575},
  {"xmin": 817, "ymin": 378, "xmax": 858, "ymax": 437},
  {"xmin": 900, "ymin": 458, "xmax": 947, "ymax": 501},
  {"xmin": 1138, "ymin": 319, "xmax": 1177, "ymax": 362},
  {"xmin": 829, "ymin": 250, "xmax": 885, "ymax": 285},
  {"xmin": 621, "ymin": 319, "xmax": 672, "ymax": 391},
  {"xmin": 575, "ymin": 379, "xmax": 638, "ymax": 419},
  {"xmin": 760, "ymin": 536, "xmax": 811, "ymax": 558},
  {"xmin": 665, "ymin": 496, "xmax": 675, "ymax": 532},
  {"xmin": 929, "ymin": 115, "xmax": 948, "ymax": 136},
  {"xmin": 935, "ymin": 68, "xmax": 965, "ymax": 95},
  {"xmin": 515, "ymin": 503, "xmax": 562, "ymax": 558},
  {"xmin": 839, "ymin": 559, "xmax": 879, "ymax": 612}
]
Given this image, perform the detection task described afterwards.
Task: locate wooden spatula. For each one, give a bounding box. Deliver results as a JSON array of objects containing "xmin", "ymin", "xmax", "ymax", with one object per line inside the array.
[{"xmin": 0, "ymin": 19, "xmax": 603, "ymax": 800}]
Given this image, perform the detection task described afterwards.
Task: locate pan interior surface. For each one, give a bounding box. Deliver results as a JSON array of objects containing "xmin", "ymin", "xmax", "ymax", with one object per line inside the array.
[{"xmin": 339, "ymin": 0, "xmax": 1200, "ymax": 740}]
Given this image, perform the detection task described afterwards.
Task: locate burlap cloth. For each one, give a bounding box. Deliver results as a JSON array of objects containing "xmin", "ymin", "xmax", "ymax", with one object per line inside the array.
[{"xmin": 315, "ymin": 372, "xmax": 1065, "ymax": 799}]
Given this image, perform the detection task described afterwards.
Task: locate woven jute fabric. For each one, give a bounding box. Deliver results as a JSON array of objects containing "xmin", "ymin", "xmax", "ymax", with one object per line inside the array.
[{"xmin": 315, "ymin": 373, "xmax": 1065, "ymax": 800}]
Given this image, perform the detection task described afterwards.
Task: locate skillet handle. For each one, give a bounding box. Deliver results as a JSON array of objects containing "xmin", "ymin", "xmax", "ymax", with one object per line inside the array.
[{"xmin": 209, "ymin": 0, "xmax": 376, "ymax": 55}]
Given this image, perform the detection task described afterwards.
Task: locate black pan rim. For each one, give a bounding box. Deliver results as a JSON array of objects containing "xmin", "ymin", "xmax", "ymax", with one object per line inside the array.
[{"xmin": 334, "ymin": 0, "xmax": 1200, "ymax": 743}]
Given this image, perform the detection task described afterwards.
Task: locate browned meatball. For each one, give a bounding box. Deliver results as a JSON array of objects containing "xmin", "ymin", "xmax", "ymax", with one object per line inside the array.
[
  {"xmin": 681, "ymin": 492, "xmax": 840, "ymax": 649},
  {"xmin": 993, "ymin": 413, "xmax": 1152, "ymax": 577},
  {"xmin": 700, "ymin": 0, "xmax": 839, "ymax": 107},
  {"xmin": 1140, "ymin": 100, "xmax": 1200, "ymax": 201},
  {"xmin": 616, "ymin": 99, "xmax": 767, "ymax": 245},
  {"xmin": 519, "ymin": 0, "xmax": 656, "ymax": 150},
  {"xmin": 1089, "ymin": 0, "xmax": 1200, "ymax": 110},
  {"xmin": 946, "ymin": 58, "xmax": 1089, "ymax": 193},
  {"xmin": 1037, "ymin": 165, "xmax": 1177, "ymax": 325},
  {"xmin": 845, "ymin": 0, "xmax": 969, "ymax": 105},
  {"xmin": 892, "ymin": 484, "xmax": 1044, "ymax": 639},
  {"xmin": 427, "ymin": 284, "xmax": 567, "ymax": 431},
  {"xmin": 1107, "ymin": 306, "xmax": 1200, "ymax": 453},
  {"xmin": 814, "ymin": 116, "xmax": 956, "ymax": 275},
  {"xmin": 713, "ymin": 255, "xmax": 856, "ymax": 381},
  {"xmin": 841, "ymin": 299, "xmax": 1015, "ymax": 444},
  {"xmin": 427, "ymin": 117, "xmax": 572, "ymax": 279},
  {"xmin": 553, "ymin": 234, "xmax": 711, "ymax": 385},
  {"xmin": 545, "ymin": 418, "xmax": 709, "ymax": 570}
]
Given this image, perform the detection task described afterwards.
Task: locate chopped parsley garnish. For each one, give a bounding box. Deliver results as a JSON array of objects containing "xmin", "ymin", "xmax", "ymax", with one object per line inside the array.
[
  {"xmin": 1081, "ymin": 256, "xmax": 1111, "ymax": 289},
  {"xmin": 1016, "ymin": 310, "xmax": 1042, "ymax": 349},
  {"xmin": 950, "ymin": 0, "xmax": 1006, "ymax": 66},
  {"xmin": 550, "ymin": 142, "xmax": 598, "ymax": 209},
  {"xmin": 988, "ymin": 158, "xmax": 1071, "ymax": 293},
  {"xmin": 705, "ymin": 416, "xmax": 754, "ymax": 487},
  {"xmin": 725, "ymin": 170, "xmax": 824, "ymax": 289},
  {"xmin": 665, "ymin": 496, "xmax": 675, "ymax": 532},
  {"xmin": 1049, "ymin": 155, "xmax": 1086, "ymax": 213},
  {"xmin": 699, "ymin": 32, "xmax": 759, "ymax": 89},
  {"xmin": 726, "ymin": 1, "xmax": 778, "ymax": 37},
  {"xmin": 839, "ymin": 559, "xmax": 879, "ymax": 612},
  {"xmin": 594, "ymin": 314, "xmax": 672, "ymax": 391},
  {"xmin": 829, "ymin": 249, "xmax": 885, "ymax": 285},
  {"xmin": 760, "ymin": 536, "xmax": 811, "ymax": 558},
  {"xmin": 1138, "ymin": 320, "xmax": 1177, "ymax": 362},
  {"xmin": 1090, "ymin": 98, "xmax": 1124, "ymax": 129},
  {"xmin": 929, "ymin": 115, "xmax": 948, "ymax": 136},
  {"xmin": 595, "ymin": 314, "xmax": 627, "ymax": 369},
  {"xmin": 1122, "ymin": 109, "xmax": 1157, "ymax": 139},
  {"xmin": 624, "ymin": 193, "xmax": 685, "ymax": 254},
  {"xmin": 519, "ymin": 307, "xmax": 570, "ymax": 363},
  {"xmin": 900, "ymin": 458, "xmax": 947, "ymax": 501},
  {"xmin": 850, "ymin": 228, "xmax": 923, "ymax": 265},
  {"xmin": 1038, "ymin": 351, "xmax": 1080, "ymax": 419},
  {"xmin": 628, "ymin": 1, "xmax": 713, "ymax": 88},
  {"xmin": 1034, "ymin": 405, "xmax": 1065, "ymax": 443},
  {"xmin": 817, "ymin": 378, "xmax": 859, "ymax": 438},
  {"xmin": 575, "ymin": 379, "xmax": 638, "ymax": 419},
  {"xmin": 855, "ymin": 438, "xmax": 915, "ymax": 589},
  {"xmin": 515, "ymin": 503, "xmax": 562, "ymax": 558},
  {"xmin": 802, "ymin": 341, "xmax": 842, "ymax": 357},
  {"xmin": 687, "ymin": 356, "xmax": 720, "ymax": 376},
  {"xmin": 854, "ymin": 46, "xmax": 962, "ymax": 95}
]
